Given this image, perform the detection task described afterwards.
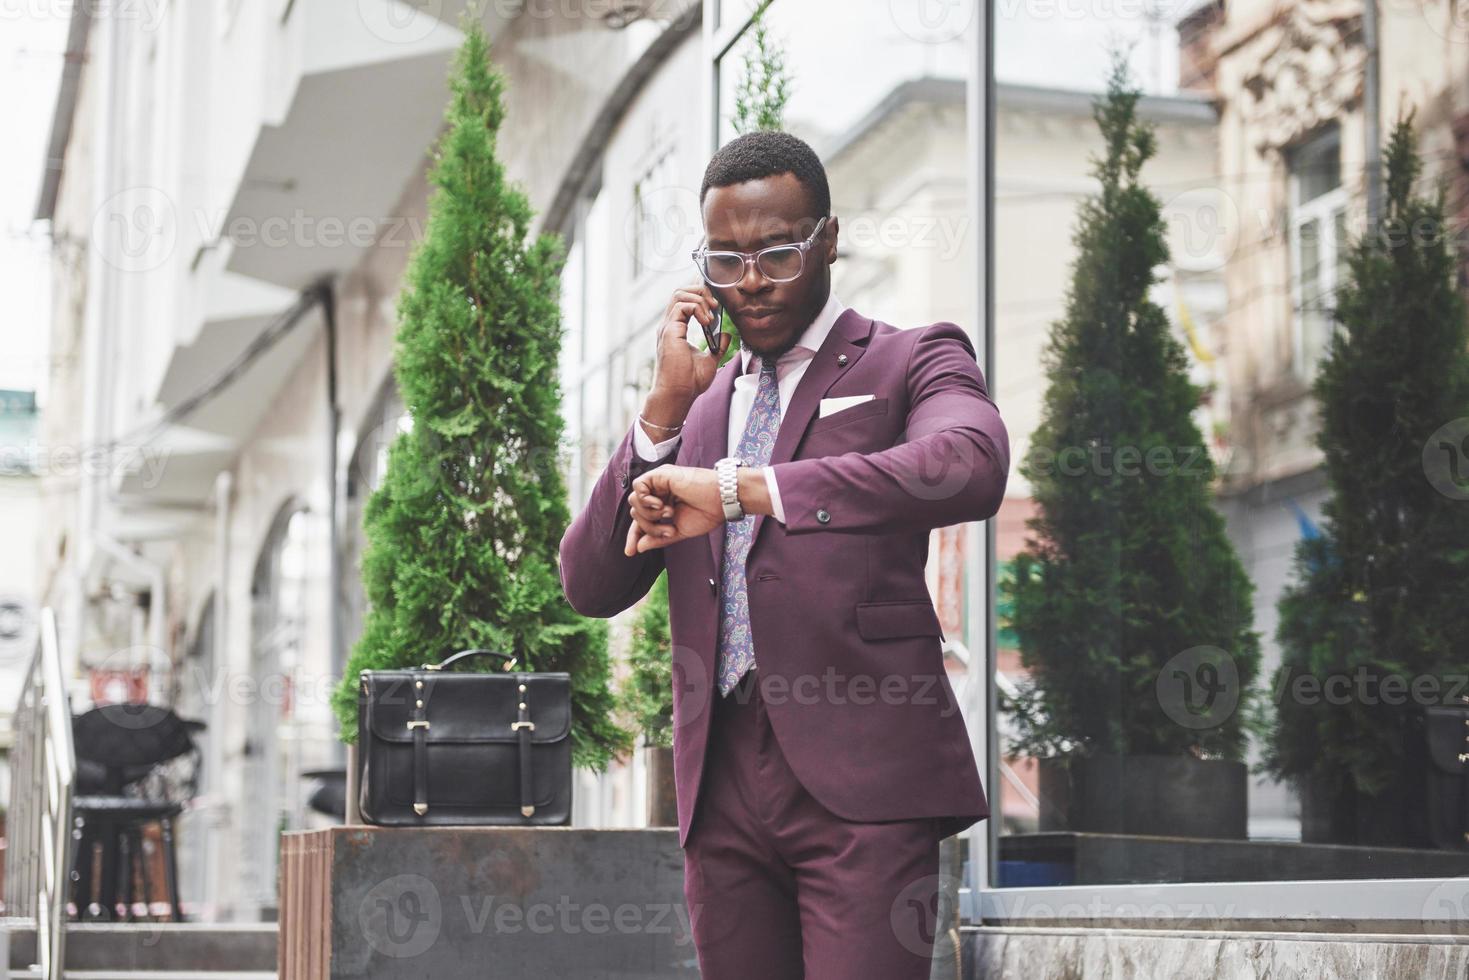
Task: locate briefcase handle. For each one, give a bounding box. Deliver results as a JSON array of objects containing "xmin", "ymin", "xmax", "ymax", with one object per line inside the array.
[{"xmin": 420, "ymin": 648, "xmax": 520, "ymax": 672}]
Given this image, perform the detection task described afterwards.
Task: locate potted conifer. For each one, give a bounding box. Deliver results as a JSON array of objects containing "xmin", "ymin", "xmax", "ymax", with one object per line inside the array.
[
  {"xmin": 1002, "ymin": 57, "xmax": 1262, "ymax": 840},
  {"xmin": 329, "ymin": 18, "xmax": 632, "ymax": 777},
  {"xmin": 1264, "ymin": 114, "xmax": 1469, "ymax": 848}
]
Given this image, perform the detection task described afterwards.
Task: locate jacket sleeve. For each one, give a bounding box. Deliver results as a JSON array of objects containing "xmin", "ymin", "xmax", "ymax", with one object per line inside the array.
[
  {"xmin": 558, "ymin": 422, "xmax": 669, "ymax": 618},
  {"xmin": 768, "ymin": 321, "xmax": 1010, "ymax": 536}
]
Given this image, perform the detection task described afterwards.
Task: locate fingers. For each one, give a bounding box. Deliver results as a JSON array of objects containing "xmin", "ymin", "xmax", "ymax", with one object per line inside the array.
[
  {"xmin": 627, "ymin": 487, "xmax": 674, "ymax": 552},
  {"xmin": 624, "ymin": 513, "xmax": 672, "ymax": 556},
  {"xmin": 667, "ymin": 286, "xmax": 718, "ymax": 333}
]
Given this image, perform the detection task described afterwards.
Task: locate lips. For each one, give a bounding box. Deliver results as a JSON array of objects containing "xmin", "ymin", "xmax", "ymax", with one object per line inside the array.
[{"xmin": 740, "ymin": 308, "xmax": 782, "ymax": 323}]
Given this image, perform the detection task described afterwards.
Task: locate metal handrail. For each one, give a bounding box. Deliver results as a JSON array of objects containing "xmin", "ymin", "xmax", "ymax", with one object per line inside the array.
[{"xmin": 5, "ymin": 608, "xmax": 75, "ymax": 979}]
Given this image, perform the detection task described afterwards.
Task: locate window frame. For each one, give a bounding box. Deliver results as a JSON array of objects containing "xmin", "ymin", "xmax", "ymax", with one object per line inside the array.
[{"xmin": 1287, "ymin": 127, "xmax": 1347, "ymax": 382}]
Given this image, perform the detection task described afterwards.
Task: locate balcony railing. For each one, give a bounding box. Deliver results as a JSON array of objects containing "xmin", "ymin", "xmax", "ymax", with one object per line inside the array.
[{"xmin": 5, "ymin": 608, "xmax": 75, "ymax": 980}]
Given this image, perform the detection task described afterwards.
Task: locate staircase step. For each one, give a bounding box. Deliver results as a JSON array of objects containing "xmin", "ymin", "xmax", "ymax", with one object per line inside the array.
[
  {"xmin": 16, "ymin": 973, "xmax": 274, "ymax": 979},
  {"xmin": 5, "ymin": 921, "xmax": 277, "ymax": 973}
]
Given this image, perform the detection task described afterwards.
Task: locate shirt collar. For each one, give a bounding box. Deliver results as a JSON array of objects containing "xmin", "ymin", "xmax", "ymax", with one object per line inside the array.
[{"xmin": 739, "ymin": 290, "xmax": 847, "ymax": 375}]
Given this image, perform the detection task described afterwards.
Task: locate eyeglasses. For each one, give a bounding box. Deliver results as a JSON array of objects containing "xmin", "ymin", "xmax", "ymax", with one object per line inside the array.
[{"xmin": 691, "ymin": 215, "xmax": 829, "ymax": 288}]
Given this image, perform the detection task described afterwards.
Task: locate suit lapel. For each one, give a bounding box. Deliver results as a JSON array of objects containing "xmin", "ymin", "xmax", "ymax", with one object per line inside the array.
[
  {"xmin": 698, "ymin": 307, "xmax": 874, "ymax": 574},
  {"xmin": 747, "ymin": 306, "xmax": 871, "ymax": 547}
]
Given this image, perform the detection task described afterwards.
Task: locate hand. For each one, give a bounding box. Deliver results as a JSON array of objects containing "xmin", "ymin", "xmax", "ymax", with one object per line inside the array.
[
  {"xmin": 643, "ymin": 284, "xmax": 731, "ymax": 428},
  {"xmin": 624, "ymin": 465, "xmax": 724, "ymax": 556}
]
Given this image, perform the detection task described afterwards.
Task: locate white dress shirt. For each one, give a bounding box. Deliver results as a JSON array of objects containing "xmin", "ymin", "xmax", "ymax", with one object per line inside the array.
[{"xmin": 633, "ymin": 290, "xmax": 848, "ymax": 525}]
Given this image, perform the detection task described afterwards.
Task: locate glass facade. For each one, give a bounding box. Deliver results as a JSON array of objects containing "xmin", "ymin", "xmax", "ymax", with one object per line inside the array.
[
  {"xmin": 553, "ymin": 0, "xmax": 1469, "ymax": 918},
  {"xmin": 991, "ymin": 0, "xmax": 1469, "ymax": 911}
]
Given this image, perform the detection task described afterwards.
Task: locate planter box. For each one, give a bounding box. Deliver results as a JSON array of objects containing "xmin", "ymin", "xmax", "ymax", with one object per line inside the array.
[
  {"xmin": 278, "ymin": 825, "xmax": 966, "ymax": 979},
  {"xmin": 278, "ymin": 827, "xmax": 696, "ymax": 979},
  {"xmin": 1038, "ymin": 754, "xmax": 1247, "ymax": 840}
]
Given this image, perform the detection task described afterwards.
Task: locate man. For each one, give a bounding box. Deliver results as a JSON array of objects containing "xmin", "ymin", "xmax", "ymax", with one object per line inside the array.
[{"xmin": 558, "ymin": 130, "xmax": 1009, "ymax": 979}]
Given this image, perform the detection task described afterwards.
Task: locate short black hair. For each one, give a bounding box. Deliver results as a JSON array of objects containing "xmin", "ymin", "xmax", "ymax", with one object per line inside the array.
[{"xmin": 699, "ymin": 130, "xmax": 831, "ymax": 221}]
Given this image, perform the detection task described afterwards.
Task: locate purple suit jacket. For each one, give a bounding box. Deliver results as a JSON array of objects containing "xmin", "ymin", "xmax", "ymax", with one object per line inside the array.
[{"xmin": 559, "ymin": 307, "xmax": 1010, "ymax": 847}]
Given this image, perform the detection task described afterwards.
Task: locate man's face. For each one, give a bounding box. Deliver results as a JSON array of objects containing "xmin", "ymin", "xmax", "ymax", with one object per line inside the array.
[{"xmin": 700, "ymin": 172, "xmax": 838, "ymax": 359}]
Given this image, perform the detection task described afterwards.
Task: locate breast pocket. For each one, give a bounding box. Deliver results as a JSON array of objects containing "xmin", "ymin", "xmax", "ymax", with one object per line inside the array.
[{"xmin": 806, "ymin": 396, "xmax": 889, "ymax": 436}]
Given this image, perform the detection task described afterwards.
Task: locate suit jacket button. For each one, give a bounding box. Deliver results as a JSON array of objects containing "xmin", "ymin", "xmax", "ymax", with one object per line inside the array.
[
  {"xmin": 815, "ymin": 508, "xmax": 831, "ymax": 524},
  {"xmin": 619, "ymin": 470, "xmax": 629, "ymax": 489}
]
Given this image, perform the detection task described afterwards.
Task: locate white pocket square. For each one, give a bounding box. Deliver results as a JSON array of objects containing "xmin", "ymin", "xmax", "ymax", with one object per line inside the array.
[{"xmin": 818, "ymin": 394, "xmax": 876, "ymax": 419}]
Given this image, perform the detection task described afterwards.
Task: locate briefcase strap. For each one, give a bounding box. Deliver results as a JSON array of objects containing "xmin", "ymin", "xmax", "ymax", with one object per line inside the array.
[
  {"xmin": 410, "ymin": 677, "xmax": 430, "ymax": 815},
  {"xmin": 513, "ymin": 679, "xmax": 536, "ymax": 818},
  {"xmin": 406, "ymin": 674, "xmax": 540, "ymax": 819}
]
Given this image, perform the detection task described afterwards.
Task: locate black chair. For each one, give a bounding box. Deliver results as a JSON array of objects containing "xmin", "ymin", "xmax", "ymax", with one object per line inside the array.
[{"xmin": 68, "ymin": 704, "xmax": 202, "ymax": 922}]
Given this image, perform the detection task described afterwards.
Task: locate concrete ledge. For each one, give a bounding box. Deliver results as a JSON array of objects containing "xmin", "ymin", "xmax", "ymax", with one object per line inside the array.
[{"xmin": 961, "ymin": 925, "xmax": 1469, "ymax": 978}]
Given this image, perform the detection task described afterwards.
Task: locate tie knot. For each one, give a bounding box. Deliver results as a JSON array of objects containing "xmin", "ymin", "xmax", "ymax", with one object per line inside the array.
[{"xmin": 757, "ymin": 355, "xmax": 778, "ymax": 377}]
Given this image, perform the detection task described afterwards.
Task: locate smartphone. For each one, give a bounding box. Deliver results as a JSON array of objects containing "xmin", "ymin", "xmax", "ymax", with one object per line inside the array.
[{"xmin": 700, "ymin": 299, "xmax": 723, "ymax": 353}]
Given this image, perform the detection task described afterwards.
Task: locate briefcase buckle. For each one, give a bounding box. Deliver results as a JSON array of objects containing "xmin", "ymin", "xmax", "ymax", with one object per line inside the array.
[
  {"xmin": 406, "ymin": 720, "xmax": 430, "ymax": 730},
  {"xmin": 511, "ymin": 721, "xmax": 535, "ymax": 732}
]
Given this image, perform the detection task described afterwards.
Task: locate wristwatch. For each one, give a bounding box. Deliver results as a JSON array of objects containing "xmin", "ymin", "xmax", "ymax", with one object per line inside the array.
[{"xmin": 714, "ymin": 456, "xmax": 745, "ymax": 522}]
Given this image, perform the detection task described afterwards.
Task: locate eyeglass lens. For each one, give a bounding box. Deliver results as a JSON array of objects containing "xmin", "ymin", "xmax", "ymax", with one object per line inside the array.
[{"xmin": 703, "ymin": 245, "xmax": 803, "ymax": 286}]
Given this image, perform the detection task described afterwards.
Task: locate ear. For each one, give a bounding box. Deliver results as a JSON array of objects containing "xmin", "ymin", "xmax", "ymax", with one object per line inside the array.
[{"xmin": 824, "ymin": 215, "xmax": 839, "ymax": 263}]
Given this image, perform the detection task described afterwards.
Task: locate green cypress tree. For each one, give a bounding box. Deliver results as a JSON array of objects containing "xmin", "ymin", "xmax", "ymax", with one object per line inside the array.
[
  {"xmin": 330, "ymin": 19, "xmax": 632, "ymax": 772},
  {"xmin": 1003, "ymin": 57, "xmax": 1261, "ymax": 761},
  {"xmin": 621, "ymin": 572, "xmax": 674, "ymax": 749},
  {"xmin": 1264, "ymin": 114, "xmax": 1469, "ymax": 814}
]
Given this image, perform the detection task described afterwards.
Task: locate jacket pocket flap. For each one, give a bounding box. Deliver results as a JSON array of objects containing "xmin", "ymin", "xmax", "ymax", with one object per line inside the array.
[
  {"xmin": 808, "ymin": 396, "xmax": 889, "ymax": 434},
  {"xmin": 855, "ymin": 599, "xmax": 944, "ymax": 641}
]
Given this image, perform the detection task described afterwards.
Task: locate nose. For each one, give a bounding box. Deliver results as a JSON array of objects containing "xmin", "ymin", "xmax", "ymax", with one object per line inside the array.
[{"xmin": 737, "ymin": 256, "xmax": 771, "ymax": 292}]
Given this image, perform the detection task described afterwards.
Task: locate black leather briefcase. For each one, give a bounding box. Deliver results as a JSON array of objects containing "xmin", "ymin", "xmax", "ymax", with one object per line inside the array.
[{"xmin": 356, "ymin": 648, "xmax": 573, "ymax": 826}]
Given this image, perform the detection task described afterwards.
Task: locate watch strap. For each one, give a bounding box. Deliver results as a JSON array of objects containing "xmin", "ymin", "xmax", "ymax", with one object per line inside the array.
[{"xmin": 715, "ymin": 457, "xmax": 744, "ymax": 522}]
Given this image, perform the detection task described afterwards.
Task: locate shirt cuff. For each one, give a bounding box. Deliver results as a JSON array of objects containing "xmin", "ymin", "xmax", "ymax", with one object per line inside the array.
[
  {"xmin": 764, "ymin": 466, "xmax": 786, "ymax": 524},
  {"xmin": 632, "ymin": 421, "xmax": 682, "ymax": 461}
]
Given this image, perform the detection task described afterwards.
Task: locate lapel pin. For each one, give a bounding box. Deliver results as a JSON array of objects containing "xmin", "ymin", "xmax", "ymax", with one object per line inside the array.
[{"xmin": 837, "ymin": 353, "xmax": 848, "ymax": 366}]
